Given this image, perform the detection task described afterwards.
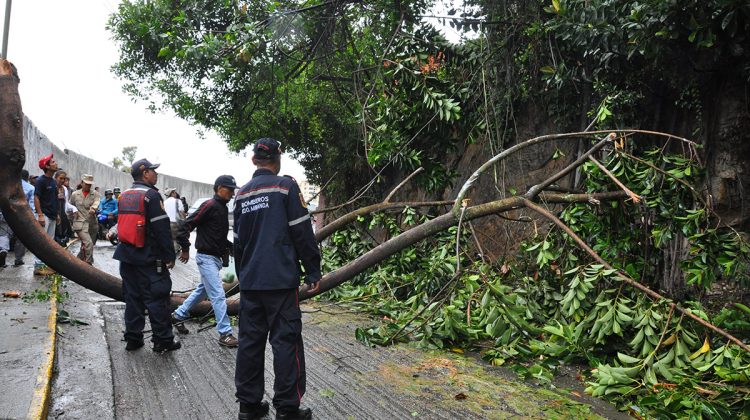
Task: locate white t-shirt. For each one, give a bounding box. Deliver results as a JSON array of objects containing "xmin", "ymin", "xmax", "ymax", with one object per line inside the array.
[{"xmin": 164, "ymin": 196, "xmax": 182, "ymax": 223}]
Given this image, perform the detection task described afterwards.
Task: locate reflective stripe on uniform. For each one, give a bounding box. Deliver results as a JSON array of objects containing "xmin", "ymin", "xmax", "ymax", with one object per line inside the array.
[
  {"xmin": 150, "ymin": 214, "xmax": 169, "ymax": 223},
  {"xmin": 124, "ymin": 187, "xmax": 152, "ymax": 202},
  {"xmin": 288, "ymin": 214, "xmax": 310, "ymax": 226},
  {"xmin": 235, "ymin": 186, "xmax": 289, "ymax": 201}
]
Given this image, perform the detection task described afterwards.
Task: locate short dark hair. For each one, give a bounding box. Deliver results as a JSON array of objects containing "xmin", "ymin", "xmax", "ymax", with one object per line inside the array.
[
  {"xmin": 254, "ymin": 153, "xmax": 281, "ymax": 165},
  {"xmin": 21, "ymin": 169, "xmax": 29, "ymax": 181}
]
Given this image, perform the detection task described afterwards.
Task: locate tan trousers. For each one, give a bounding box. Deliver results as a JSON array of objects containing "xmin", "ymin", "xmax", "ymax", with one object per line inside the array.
[{"xmin": 75, "ymin": 228, "xmax": 94, "ymax": 264}]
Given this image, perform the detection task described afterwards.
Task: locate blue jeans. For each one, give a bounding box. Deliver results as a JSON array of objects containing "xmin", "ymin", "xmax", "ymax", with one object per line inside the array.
[{"xmin": 174, "ymin": 253, "xmax": 232, "ymax": 335}]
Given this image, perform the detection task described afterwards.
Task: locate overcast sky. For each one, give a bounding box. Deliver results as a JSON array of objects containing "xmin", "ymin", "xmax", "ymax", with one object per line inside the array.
[{"xmin": 7, "ymin": 0, "xmax": 305, "ymax": 185}]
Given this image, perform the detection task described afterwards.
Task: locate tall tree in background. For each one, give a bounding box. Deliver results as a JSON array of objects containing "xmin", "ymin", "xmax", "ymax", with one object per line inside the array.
[
  {"xmin": 107, "ymin": 0, "xmax": 479, "ymax": 199},
  {"xmin": 110, "ymin": 145, "xmax": 138, "ymax": 173}
]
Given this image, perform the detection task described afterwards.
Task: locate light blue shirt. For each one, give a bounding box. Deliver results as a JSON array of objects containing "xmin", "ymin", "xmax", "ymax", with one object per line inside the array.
[{"xmin": 22, "ymin": 179, "xmax": 36, "ymax": 213}]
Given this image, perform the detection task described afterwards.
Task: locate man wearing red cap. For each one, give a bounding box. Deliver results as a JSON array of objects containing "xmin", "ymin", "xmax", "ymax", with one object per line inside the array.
[{"xmin": 33, "ymin": 154, "xmax": 59, "ymax": 276}]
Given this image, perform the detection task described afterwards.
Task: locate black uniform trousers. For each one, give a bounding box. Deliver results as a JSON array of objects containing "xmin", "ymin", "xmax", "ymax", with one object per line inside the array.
[
  {"xmin": 235, "ymin": 288, "xmax": 305, "ymax": 410},
  {"xmin": 120, "ymin": 261, "xmax": 174, "ymax": 344}
]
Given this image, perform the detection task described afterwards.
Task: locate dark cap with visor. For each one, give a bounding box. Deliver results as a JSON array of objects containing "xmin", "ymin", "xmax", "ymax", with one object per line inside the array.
[
  {"xmin": 131, "ymin": 158, "xmax": 160, "ymax": 178},
  {"xmin": 253, "ymin": 138, "xmax": 282, "ymax": 159}
]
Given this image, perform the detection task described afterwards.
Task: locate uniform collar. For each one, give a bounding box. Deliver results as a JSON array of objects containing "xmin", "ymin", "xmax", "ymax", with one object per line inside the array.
[
  {"xmin": 252, "ymin": 168, "xmax": 276, "ymax": 178},
  {"xmin": 133, "ymin": 180, "xmax": 157, "ymax": 191}
]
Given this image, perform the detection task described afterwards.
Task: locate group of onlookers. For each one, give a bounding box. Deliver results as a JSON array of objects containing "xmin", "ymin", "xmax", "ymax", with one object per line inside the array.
[
  {"xmin": 0, "ymin": 153, "xmax": 130, "ymax": 271},
  {"xmin": 0, "ymin": 152, "xmax": 197, "ymax": 272}
]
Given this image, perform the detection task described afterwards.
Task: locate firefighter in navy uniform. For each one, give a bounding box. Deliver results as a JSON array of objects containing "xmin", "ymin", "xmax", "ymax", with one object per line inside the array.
[
  {"xmin": 233, "ymin": 138, "xmax": 321, "ymax": 420},
  {"xmin": 113, "ymin": 158, "xmax": 180, "ymax": 353}
]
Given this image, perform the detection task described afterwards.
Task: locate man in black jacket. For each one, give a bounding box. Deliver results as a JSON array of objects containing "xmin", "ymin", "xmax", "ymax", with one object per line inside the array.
[
  {"xmin": 113, "ymin": 159, "xmax": 180, "ymax": 353},
  {"xmin": 172, "ymin": 175, "xmax": 239, "ymax": 347},
  {"xmin": 233, "ymin": 138, "xmax": 321, "ymax": 420}
]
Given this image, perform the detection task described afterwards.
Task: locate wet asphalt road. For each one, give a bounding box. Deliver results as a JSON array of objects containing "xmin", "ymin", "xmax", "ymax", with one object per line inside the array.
[{"xmin": 47, "ymin": 242, "xmax": 628, "ymax": 419}]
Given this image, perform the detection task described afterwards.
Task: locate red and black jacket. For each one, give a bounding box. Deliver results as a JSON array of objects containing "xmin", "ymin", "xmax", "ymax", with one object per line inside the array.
[{"xmin": 113, "ymin": 181, "xmax": 175, "ymax": 265}]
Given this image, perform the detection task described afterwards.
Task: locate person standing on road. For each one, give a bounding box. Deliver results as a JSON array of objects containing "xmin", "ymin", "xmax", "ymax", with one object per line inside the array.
[
  {"xmin": 0, "ymin": 209, "xmax": 10, "ymax": 267},
  {"xmin": 54, "ymin": 170, "xmax": 75, "ymax": 246},
  {"xmin": 11, "ymin": 169, "xmax": 37, "ymax": 266},
  {"xmin": 68, "ymin": 174, "xmax": 101, "ymax": 264},
  {"xmin": 172, "ymin": 175, "xmax": 239, "ymax": 348},
  {"xmin": 33, "ymin": 154, "xmax": 59, "ymax": 276},
  {"xmin": 233, "ymin": 138, "xmax": 321, "ymax": 420},
  {"xmin": 113, "ymin": 159, "xmax": 180, "ymax": 353},
  {"xmin": 163, "ymin": 187, "xmax": 184, "ymax": 253}
]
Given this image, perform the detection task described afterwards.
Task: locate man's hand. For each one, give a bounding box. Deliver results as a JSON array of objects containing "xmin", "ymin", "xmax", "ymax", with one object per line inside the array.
[
  {"xmin": 301, "ymin": 280, "xmax": 321, "ymax": 294},
  {"xmin": 179, "ymin": 250, "xmax": 190, "ymax": 264},
  {"xmin": 38, "ymin": 214, "xmax": 45, "ymax": 227},
  {"xmin": 166, "ymin": 260, "xmax": 176, "ymax": 269}
]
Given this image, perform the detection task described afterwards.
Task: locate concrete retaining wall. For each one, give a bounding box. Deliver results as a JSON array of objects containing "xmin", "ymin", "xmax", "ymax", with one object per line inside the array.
[{"xmin": 22, "ymin": 116, "xmax": 215, "ymax": 203}]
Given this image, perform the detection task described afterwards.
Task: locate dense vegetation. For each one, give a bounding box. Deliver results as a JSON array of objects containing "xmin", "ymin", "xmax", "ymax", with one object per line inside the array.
[
  {"xmin": 109, "ymin": 1, "xmax": 750, "ymax": 417},
  {"xmin": 322, "ymin": 145, "xmax": 750, "ymax": 418}
]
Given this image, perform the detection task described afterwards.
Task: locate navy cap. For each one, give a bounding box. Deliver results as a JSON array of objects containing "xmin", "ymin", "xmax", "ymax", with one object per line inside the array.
[
  {"xmin": 214, "ymin": 175, "xmax": 238, "ymax": 189},
  {"xmin": 252, "ymin": 138, "xmax": 282, "ymax": 159},
  {"xmin": 131, "ymin": 158, "xmax": 160, "ymax": 178}
]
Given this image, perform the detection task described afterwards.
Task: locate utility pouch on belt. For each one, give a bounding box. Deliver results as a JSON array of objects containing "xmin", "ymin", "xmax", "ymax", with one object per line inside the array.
[{"xmin": 118, "ymin": 188, "xmax": 148, "ymax": 248}]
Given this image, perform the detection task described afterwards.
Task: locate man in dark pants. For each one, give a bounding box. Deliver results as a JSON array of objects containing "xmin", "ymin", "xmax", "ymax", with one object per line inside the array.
[
  {"xmin": 113, "ymin": 158, "xmax": 180, "ymax": 353},
  {"xmin": 234, "ymin": 138, "xmax": 321, "ymax": 420}
]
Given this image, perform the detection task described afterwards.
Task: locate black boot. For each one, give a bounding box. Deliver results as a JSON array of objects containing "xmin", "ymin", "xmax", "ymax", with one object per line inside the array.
[
  {"xmin": 238, "ymin": 401, "xmax": 269, "ymax": 420},
  {"xmin": 152, "ymin": 340, "xmax": 181, "ymax": 353},
  {"xmin": 275, "ymin": 407, "xmax": 312, "ymax": 420},
  {"xmin": 125, "ymin": 340, "xmax": 144, "ymax": 351},
  {"xmin": 0, "ymin": 251, "xmax": 6, "ymax": 268}
]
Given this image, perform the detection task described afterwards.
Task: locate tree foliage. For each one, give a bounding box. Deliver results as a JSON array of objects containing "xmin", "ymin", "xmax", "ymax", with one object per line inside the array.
[
  {"xmin": 108, "ymin": 0, "xmax": 467, "ymax": 197},
  {"xmin": 110, "ymin": 145, "xmax": 138, "ymax": 173},
  {"xmin": 322, "ymin": 147, "xmax": 750, "ymax": 419},
  {"xmin": 108, "ymin": 1, "xmax": 750, "ymax": 417}
]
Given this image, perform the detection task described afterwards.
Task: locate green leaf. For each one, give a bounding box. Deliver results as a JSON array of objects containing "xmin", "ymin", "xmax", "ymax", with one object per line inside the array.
[
  {"xmin": 540, "ymin": 66, "xmax": 555, "ymax": 74},
  {"xmin": 617, "ymin": 352, "xmax": 641, "ymax": 365}
]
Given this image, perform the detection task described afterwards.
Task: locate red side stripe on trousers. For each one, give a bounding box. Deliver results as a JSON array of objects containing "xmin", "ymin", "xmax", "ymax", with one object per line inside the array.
[{"xmin": 294, "ymin": 288, "xmax": 302, "ymax": 402}]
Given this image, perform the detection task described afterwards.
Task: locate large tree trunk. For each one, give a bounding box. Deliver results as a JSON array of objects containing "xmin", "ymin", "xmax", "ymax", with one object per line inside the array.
[{"xmin": 660, "ymin": 234, "xmax": 689, "ymax": 299}]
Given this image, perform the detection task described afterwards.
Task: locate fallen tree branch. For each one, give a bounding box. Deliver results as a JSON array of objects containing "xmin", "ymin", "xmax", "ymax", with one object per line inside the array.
[
  {"xmin": 300, "ymin": 191, "xmax": 627, "ymax": 300},
  {"xmin": 589, "ymin": 156, "xmax": 641, "ymax": 203},
  {"xmin": 523, "ymin": 133, "xmax": 614, "ymax": 199},
  {"xmin": 454, "ymin": 129, "xmax": 699, "ymax": 215},
  {"xmin": 314, "ymin": 200, "xmax": 453, "ymax": 241},
  {"xmin": 384, "ymin": 167, "xmax": 423, "ymax": 203},
  {"xmin": 521, "ymin": 198, "xmax": 750, "ymax": 353}
]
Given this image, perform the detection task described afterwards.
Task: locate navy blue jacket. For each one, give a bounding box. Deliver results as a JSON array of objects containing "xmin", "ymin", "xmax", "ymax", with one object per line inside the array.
[
  {"xmin": 34, "ymin": 174, "xmax": 58, "ymax": 218},
  {"xmin": 176, "ymin": 194, "xmax": 231, "ymax": 257},
  {"xmin": 233, "ymin": 169, "xmax": 321, "ymax": 291},
  {"xmin": 113, "ymin": 181, "xmax": 176, "ymax": 265}
]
